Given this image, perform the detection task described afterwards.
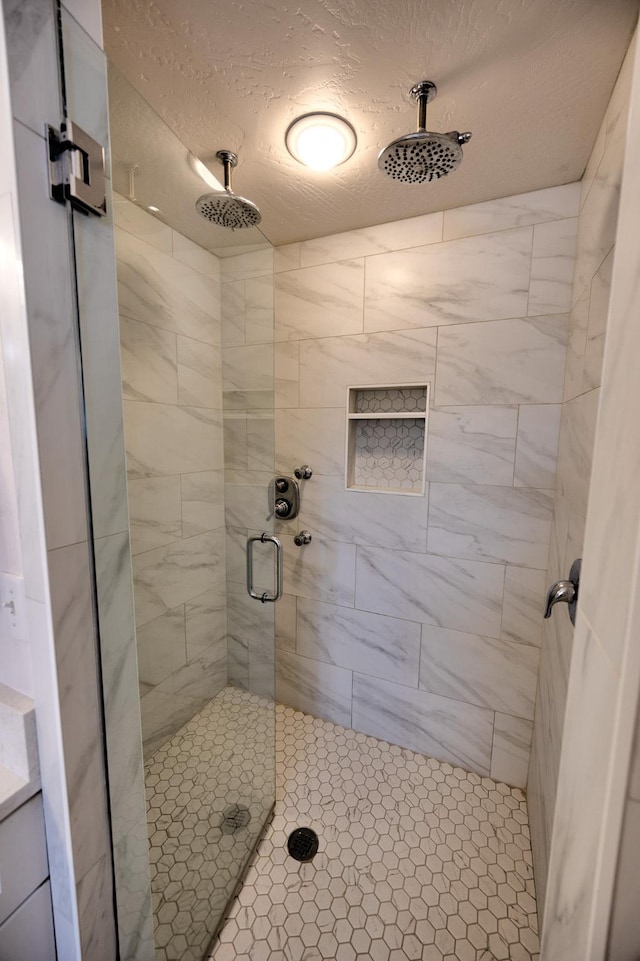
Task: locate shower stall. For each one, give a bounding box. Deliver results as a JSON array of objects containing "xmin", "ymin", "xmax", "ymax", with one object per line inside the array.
[{"xmin": 6, "ymin": 2, "xmax": 639, "ymax": 959}]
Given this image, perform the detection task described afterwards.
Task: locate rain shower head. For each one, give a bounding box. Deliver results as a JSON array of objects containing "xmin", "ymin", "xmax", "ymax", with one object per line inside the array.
[
  {"xmin": 378, "ymin": 81, "xmax": 472, "ymax": 184},
  {"xmin": 195, "ymin": 150, "xmax": 262, "ymax": 229}
]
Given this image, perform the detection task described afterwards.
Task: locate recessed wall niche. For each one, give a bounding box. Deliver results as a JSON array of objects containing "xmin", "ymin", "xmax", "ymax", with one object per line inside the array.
[{"xmin": 345, "ymin": 384, "xmax": 429, "ymax": 495}]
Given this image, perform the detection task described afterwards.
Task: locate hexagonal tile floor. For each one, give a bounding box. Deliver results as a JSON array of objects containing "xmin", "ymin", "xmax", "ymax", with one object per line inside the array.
[
  {"xmin": 210, "ymin": 700, "xmax": 540, "ymax": 961},
  {"xmin": 145, "ymin": 687, "xmax": 275, "ymax": 961}
]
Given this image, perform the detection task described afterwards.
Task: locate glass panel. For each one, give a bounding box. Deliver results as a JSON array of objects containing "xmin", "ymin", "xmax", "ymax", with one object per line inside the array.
[{"xmin": 59, "ymin": 14, "xmax": 276, "ymax": 958}]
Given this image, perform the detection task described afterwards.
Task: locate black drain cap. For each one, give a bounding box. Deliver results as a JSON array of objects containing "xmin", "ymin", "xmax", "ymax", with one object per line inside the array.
[{"xmin": 287, "ymin": 827, "xmax": 319, "ymax": 862}]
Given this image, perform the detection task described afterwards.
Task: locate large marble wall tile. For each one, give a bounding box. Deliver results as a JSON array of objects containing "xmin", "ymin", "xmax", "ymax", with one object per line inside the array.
[
  {"xmin": 528, "ymin": 218, "xmax": 578, "ymax": 316},
  {"xmin": 364, "ymin": 227, "xmax": 532, "ymax": 333},
  {"xmin": 583, "ymin": 247, "xmax": 613, "ymax": 391},
  {"xmin": 225, "ymin": 472, "xmax": 273, "ymax": 531},
  {"xmin": 514, "ymin": 404, "xmax": 562, "ymax": 489},
  {"xmin": 298, "ymin": 329, "xmax": 437, "ymax": 408},
  {"xmin": 275, "ymin": 593, "xmax": 297, "ymax": 652},
  {"xmin": 426, "ymin": 406, "xmax": 518, "ymax": 485},
  {"xmin": 185, "ymin": 586, "xmax": 227, "ymax": 660},
  {"xmin": 419, "ymin": 626, "xmax": 539, "ymax": 719},
  {"xmin": 227, "ymin": 584, "xmax": 273, "ymax": 698},
  {"xmin": 219, "ymin": 247, "xmax": 273, "ymax": 282},
  {"xmin": 116, "ymin": 229, "xmax": 220, "ymax": 345},
  {"xmin": 283, "ymin": 533, "xmax": 356, "ymax": 608},
  {"xmin": 132, "ymin": 528, "xmax": 226, "ymax": 626},
  {"xmin": 297, "ymin": 598, "xmax": 420, "ymax": 687},
  {"xmin": 491, "ymin": 713, "xmax": 533, "ymax": 789},
  {"xmin": 274, "ymin": 243, "xmax": 301, "ymax": 273},
  {"xmin": 182, "ymin": 471, "xmax": 224, "ymax": 536},
  {"xmin": 172, "ymin": 232, "xmax": 221, "ymax": 281},
  {"xmin": 177, "ymin": 336, "xmax": 221, "ymax": 408},
  {"xmin": 120, "ymin": 317, "xmax": 177, "ymax": 404},
  {"xmin": 563, "ymin": 288, "xmax": 589, "ymax": 401},
  {"xmin": 608, "ymin": 798, "xmax": 640, "ymax": 960},
  {"xmin": 113, "ymin": 196, "xmax": 172, "ymax": 253},
  {"xmin": 355, "ymin": 547, "xmax": 504, "ymax": 637},
  {"xmin": 352, "ymin": 674, "xmax": 493, "ymax": 774},
  {"xmin": 123, "ymin": 403, "xmax": 222, "ymax": 478},
  {"xmin": 136, "ymin": 606, "xmax": 186, "ymax": 688},
  {"xmin": 288, "ymin": 474, "xmax": 428, "ymax": 552},
  {"xmin": 140, "ymin": 687, "xmax": 204, "ymax": 757},
  {"xmin": 276, "ymin": 408, "xmax": 345, "ymax": 476},
  {"xmin": 221, "ymin": 281, "xmax": 245, "ymax": 347},
  {"xmin": 275, "ymin": 342, "xmax": 300, "ymax": 409},
  {"xmin": 154, "ymin": 640, "xmax": 226, "ymax": 702},
  {"xmin": 275, "ymin": 259, "xmax": 365, "ymax": 341},
  {"xmin": 228, "ymin": 634, "xmax": 249, "ymax": 689},
  {"xmin": 225, "ymin": 526, "xmax": 249, "ymax": 585},
  {"xmin": 297, "ymin": 212, "xmax": 443, "ymax": 267},
  {"xmin": 428, "ymin": 484, "xmax": 553, "ymax": 569},
  {"xmin": 541, "ymin": 625, "xmax": 618, "ymax": 960},
  {"xmin": 501, "ymin": 566, "xmax": 546, "ymax": 648},
  {"xmin": 572, "ymin": 127, "xmax": 624, "ymax": 303},
  {"xmin": 436, "ymin": 314, "xmax": 568, "ymax": 406},
  {"xmin": 442, "ymin": 183, "xmax": 581, "ymax": 241},
  {"xmin": 276, "ymin": 650, "xmax": 352, "ymax": 728},
  {"xmin": 247, "ymin": 411, "xmax": 274, "ymax": 472},
  {"xmin": 555, "ymin": 389, "xmax": 600, "ymax": 531},
  {"xmin": 223, "ymin": 412, "xmax": 248, "ymax": 470},
  {"xmin": 245, "ymin": 276, "xmax": 274, "ymax": 345},
  {"xmin": 223, "ymin": 344, "xmax": 274, "ymax": 393},
  {"xmin": 127, "ymin": 476, "xmax": 182, "ymax": 554}
]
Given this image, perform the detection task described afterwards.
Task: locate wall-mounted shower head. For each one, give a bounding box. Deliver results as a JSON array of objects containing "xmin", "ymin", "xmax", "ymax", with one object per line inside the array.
[
  {"xmin": 195, "ymin": 150, "xmax": 262, "ymax": 229},
  {"xmin": 378, "ymin": 81, "xmax": 472, "ymax": 184}
]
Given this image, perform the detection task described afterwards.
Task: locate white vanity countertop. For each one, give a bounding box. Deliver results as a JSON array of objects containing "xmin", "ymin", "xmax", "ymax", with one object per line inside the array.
[{"xmin": 0, "ymin": 683, "xmax": 40, "ymax": 820}]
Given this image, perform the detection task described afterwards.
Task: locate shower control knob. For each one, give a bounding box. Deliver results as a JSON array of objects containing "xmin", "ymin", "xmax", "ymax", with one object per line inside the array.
[
  {"xmin": 275, "ymin": 498, "xmax": 291, "ymax": 518},
  {"xmin": 294, "ymin": 531, "xmax": 312, "ymax": 546},
  {"xmin": 275, "ymin": 478, "xmax": 289, "ymax": 493},
  {"xmin": 294, "ymin": 465, "xmax": 313, "ymax": 480}
]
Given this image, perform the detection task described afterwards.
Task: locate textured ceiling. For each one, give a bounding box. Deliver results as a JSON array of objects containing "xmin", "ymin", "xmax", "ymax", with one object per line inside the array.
[{"xmin": 102, "ymin": 0, "xmax": 638, "ymax": 247}]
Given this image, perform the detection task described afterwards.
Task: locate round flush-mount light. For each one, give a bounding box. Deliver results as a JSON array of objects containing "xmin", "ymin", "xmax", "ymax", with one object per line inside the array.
[{"xmin": 285, "ymin": 112, "xmax": 357, "ymax": 171}]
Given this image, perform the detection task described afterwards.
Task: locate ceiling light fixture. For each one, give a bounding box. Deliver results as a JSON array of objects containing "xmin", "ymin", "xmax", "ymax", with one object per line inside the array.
[{"xmin": 285, "ymin": 112, "xmax": 357, "ymax": 171}]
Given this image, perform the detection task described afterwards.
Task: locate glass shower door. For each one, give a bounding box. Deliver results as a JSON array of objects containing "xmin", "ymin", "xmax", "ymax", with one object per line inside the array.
[{"xmin": 57, "ymin": 13, "xmax": 277, "ymax": 957}]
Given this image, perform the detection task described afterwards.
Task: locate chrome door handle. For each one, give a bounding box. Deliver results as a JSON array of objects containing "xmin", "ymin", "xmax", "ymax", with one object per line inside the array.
[
  {"xmin": 544, "ymin": 558, "xmax": 581, "ymax": 625},
  {"xmin": 246, "ymin": 533, "xmax": 283, "ymax": 603}
]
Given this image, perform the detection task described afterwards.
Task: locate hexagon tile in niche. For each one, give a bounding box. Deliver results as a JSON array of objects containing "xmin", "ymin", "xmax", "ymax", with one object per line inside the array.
[{"xmin": 210, "ymin": 701, "xmax": 540, "ymax": 961}]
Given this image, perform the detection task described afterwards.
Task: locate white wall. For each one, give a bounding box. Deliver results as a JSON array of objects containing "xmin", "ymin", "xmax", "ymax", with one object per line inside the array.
[{"xmin": 270, "ymin": 184, "xmax": 579, "ymax": 787}]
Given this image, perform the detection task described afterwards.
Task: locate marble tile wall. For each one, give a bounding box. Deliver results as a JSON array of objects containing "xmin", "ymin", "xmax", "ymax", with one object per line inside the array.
[
  {"xmin": 527, "ymin": 33, "xmax": 635, "ymax": 919},
  {"xmin": 115, "ymin": 194, "xmax": 228, "ymax": 758},
  {"xmin": 543, "ymin": 31, "xmax": 640, "ymax": 961},
  {"xmin": 220, "ymin": 247, "xmax": 276, "ymax": 700},
  {"xmin": 271, "ymin": 181, "xmax": 580, "ymax": 789}
]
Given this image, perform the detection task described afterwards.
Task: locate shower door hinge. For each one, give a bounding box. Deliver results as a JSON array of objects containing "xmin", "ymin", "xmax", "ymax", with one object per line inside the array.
[{"xmin": 47, "ymin": 122, "xmax": 107, "ymax": 217}]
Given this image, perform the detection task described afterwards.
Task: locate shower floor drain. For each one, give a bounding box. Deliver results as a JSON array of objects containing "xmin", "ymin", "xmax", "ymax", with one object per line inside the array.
[
  {"xmin": 287, "ymin": 827, "xmax": 319, "ymax": 862},
  {"xmin": 220, "ymin": 804, "xmax": 251, "ymax": 834}
]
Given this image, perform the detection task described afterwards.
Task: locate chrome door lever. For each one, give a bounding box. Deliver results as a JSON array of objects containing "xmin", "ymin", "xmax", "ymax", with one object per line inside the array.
[{"xmin": 544, "ymin": 558, "xmax": 581, "ymax": 625}]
